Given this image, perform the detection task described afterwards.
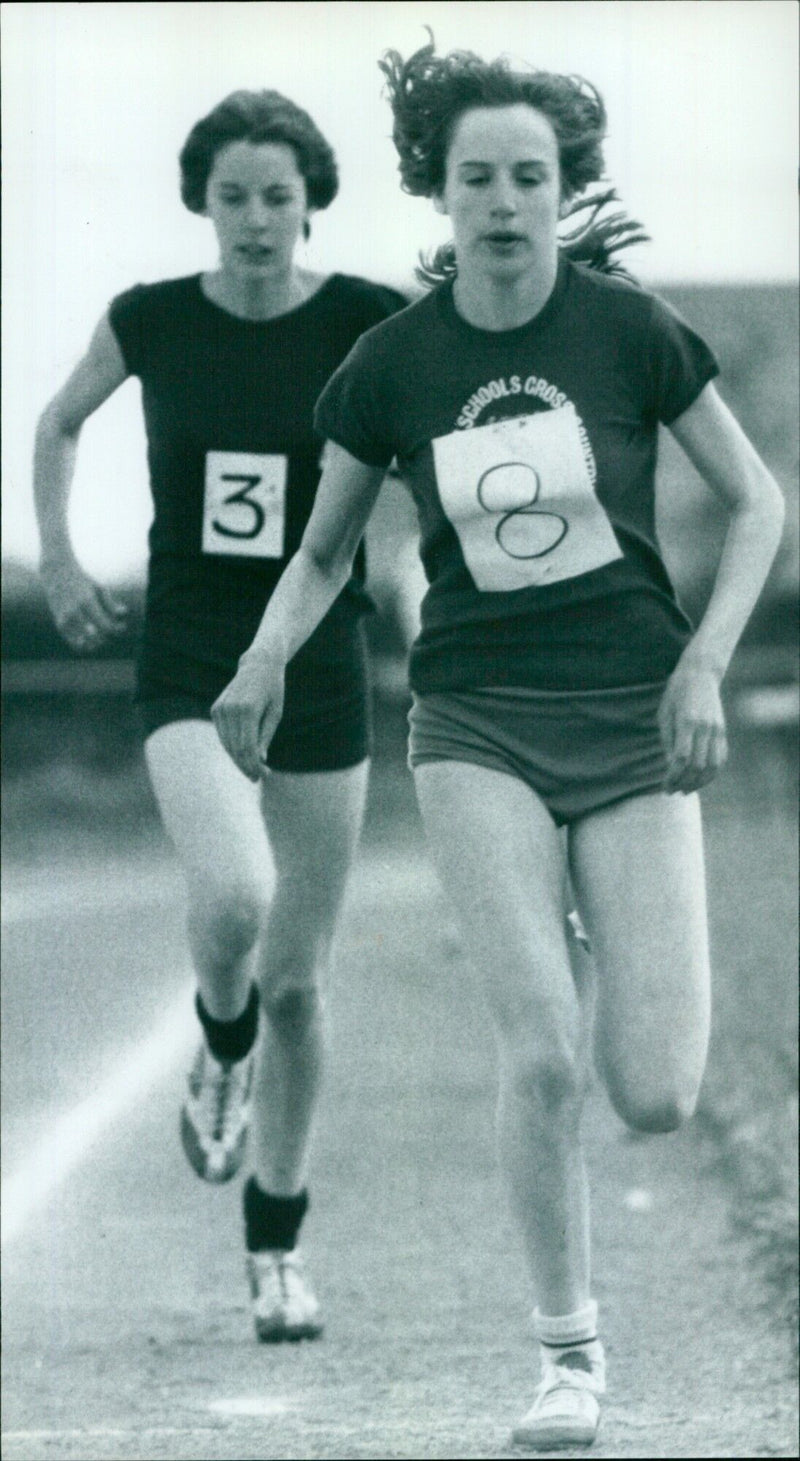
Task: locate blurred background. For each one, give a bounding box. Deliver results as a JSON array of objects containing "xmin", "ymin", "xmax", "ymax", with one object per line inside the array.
[{"xmin": 2, "ymin": 0, "xmax": 799, "ymax": 1364}]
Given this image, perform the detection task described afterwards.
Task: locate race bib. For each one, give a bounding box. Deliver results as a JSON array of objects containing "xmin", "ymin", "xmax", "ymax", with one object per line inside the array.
[
  {"xmin": 432, "ymin": 408, "xmax": 621, "ymax": 591},
  {"xmin": 203, "ymin": 451, "xmax": 287, "ymax": 558}
]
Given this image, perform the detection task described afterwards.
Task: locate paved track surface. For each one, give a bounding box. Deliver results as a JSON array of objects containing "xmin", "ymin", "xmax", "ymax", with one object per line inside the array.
[{"xmin": 2, "ymin": 846, "xmax": 797, "ymax": 1459}]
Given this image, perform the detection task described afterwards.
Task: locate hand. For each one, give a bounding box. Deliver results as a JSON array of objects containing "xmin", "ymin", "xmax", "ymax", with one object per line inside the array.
[
  {"xmin": 658, "ymin": 658, "xmax": 728, "ymax": 795},
  {"xmin": 40, "ymin": 555, "xmax": 128, "ymax": 653},
  {"xmin": 211, "ymin": 653, "xmax": 285, "ymax": 782}
]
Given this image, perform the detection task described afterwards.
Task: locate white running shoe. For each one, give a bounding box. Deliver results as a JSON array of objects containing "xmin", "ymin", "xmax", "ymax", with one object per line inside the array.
[
  {"xmin": 180, "ymin": 1042, "xmax": 254, "ymax": 1183},
  {"xmin": 512, "ymin": 1342, "xmax": 605, "ymax": 1451},
  {"xmin": 247, "ymin": 1249, "xmax": 324, "ymax": 1342}
]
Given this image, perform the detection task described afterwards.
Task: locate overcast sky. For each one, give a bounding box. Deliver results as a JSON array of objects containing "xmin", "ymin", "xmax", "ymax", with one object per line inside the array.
[{"xmin": 3, "ymin": 0, "xmax": 798, "ymax": 576}]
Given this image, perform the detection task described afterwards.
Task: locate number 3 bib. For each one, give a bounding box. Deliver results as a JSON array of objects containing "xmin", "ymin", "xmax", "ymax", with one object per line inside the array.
[
  {"xmin": 203, "ymin": 451, "xmax": 287, "ymax": 558},
  {"xmin": 433, "ymin": 407, "xmax": 622, "ymax": 592}
]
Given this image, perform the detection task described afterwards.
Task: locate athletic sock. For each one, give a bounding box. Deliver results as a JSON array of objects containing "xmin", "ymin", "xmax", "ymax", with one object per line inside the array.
[
  {"xmin": 243, "ymin": 1177, "xmax": 309, "ymax": 1253},
  {"xmin": 196, "ymin": 983, "xmax": 259, "ymax": 1064},
  {"xmin": 533, "ymin": 1302, "xmax": 605, "ymax": 1389},
  {"xmin": 533, "ymin": 1299, "xmax": 598, "ymax": 1348}
]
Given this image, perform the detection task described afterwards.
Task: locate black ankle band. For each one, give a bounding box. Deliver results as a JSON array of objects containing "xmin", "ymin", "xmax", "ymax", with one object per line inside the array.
[
  {"xmin": 243, "ymin": 1177, "xmax": 309, "ymax": 1253},
  {"xmin": 196, "ymin": 984, "xmax": 259, "ymax": 1063}
]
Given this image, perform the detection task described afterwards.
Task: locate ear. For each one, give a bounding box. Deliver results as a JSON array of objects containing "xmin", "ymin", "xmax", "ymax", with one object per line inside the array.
[{"xmin": 432, "ymin": 192, "xmax": 449, "ymax": 217}]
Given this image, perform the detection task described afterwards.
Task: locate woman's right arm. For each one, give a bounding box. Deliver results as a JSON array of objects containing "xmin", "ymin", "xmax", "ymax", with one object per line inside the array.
[
  {"xmin": 212, "ymin": 442, "xmax": 387, "ymax": 780},
  {"xmin": 34, "ymin": 313, "xmax": 130, "ymax": 650}
]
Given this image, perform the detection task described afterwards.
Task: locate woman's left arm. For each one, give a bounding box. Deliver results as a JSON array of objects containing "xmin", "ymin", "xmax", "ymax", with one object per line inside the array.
[{"xmin": 659, "ymin": 382, "xmax": 785, "ymax": 794}]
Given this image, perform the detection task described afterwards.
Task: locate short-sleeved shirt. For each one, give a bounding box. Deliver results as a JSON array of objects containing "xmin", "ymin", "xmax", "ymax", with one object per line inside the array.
[
  {"xmin": 315, "ymin": 256, "xmax": 719, "ymax": 694},
  {"xmin": 108, "ymin": 272, "xmax": 406, "ymax": 701}
]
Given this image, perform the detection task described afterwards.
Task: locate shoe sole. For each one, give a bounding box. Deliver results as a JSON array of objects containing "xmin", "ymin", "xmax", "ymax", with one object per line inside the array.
[
  {"xmin": 179, "ymin": 1106, "xmax": 247, "ymax": 1184},
  {"xmin": 255, "ymin": 1319, "xmax": 325, "ymax": 1343},
  {"xmin": 512, "ymin": 1421, "xmax": 598, "ymax": 1450}
]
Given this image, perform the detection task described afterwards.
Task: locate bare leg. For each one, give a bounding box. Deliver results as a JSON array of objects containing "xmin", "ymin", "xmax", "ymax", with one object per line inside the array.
[
  {"xmin": 145, "ymin": 720, "xmax": 273, "ymax": 1020},
  {"xmin": 569, "ymin": 790, "xmax": 711, "ymax": 1131},
  {"xmin": 252, "ymin": 761, "xmax": 369, "ymax": 1196},
  {"xmin": 414, "ymin": 761, "xmax": 590, "ymax": 1316}
]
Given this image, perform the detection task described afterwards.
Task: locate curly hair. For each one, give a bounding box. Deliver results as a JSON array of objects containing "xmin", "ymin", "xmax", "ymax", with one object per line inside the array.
[
  {"xmin": 378, "ymin": 38, "xmax": 648, "ymax": 287},
  {"xmin": 378, "ymin": 38, "xmax": 606, "ymax": 201},
  {"xmin": 179, "ymin": 90, "xmax": 338, "ymax": 214}
]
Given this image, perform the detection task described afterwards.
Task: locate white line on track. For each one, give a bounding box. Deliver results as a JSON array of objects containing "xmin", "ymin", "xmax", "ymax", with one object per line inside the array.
[
  {"xmin": 2, "ymin": 850, "xmax": 439, "ymax": 927},
  {"xmin": 1, "ymin": 978, "xmax": 196, "ymax": 1247},
  {"xmin": 1, "ymin": 848, "xmax": 440, "ymax": 1247}
]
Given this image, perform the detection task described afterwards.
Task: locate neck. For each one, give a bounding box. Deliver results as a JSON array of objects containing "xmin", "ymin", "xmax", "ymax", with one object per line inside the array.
[
  {"xmin": 203, "ymin": 264, "xmax": 311, "ymax": 321},
  {"xmin": 453, "ymin": 249, "xmax": 559, "ymax": 331}
]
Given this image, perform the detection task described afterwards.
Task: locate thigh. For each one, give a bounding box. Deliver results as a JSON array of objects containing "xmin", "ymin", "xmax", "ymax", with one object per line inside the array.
[
  {"xmin": 259, "ymin": 760, "xmax": 369, "ymax": 922},
  {"xmin": 145, "ymin": 719, "xmax": 272, "ymax": 895},
  {"xmin": 569, "ymin": 791, "xmax": 710, "ymax": 1107},
  {"xmin": 413, "ymin": 761, "xmax": 579, "ymax": 1047}
]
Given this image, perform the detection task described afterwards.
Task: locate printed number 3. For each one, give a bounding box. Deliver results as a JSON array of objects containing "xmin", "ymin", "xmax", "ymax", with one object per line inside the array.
[{"xmin": 213, "ymin": 474, "xmax": 265, "ymax": 540}]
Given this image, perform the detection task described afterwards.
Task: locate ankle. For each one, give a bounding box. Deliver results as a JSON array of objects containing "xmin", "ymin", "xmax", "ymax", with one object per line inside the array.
[
  {"xmin": 243, "ymin": 1177, "xmax": 309, "ymax": 1253},
  {"xmin": 196, "ymin": 984, "xmax": 259, "ymax": 1063}
]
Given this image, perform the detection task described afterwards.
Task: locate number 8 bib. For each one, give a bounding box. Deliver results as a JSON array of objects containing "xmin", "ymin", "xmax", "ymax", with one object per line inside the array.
[
  {"xmin": 203, "ymin": 451, "xmax": 287, "ymax": 559},
  {"xmin": 433, "ymin": 407, "xmax": 622, "ymax": 591}
]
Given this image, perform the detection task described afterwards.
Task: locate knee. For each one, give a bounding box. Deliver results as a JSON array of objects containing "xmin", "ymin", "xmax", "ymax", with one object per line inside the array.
[
  {"xmin": 195, "ymin": 883, "xmax": 268, "ymax": 961},
  {"xmin": 609, "ymin": 1079, "xmax": 698, "ymax": 1134},
  {"xmin": 262, "ymin": 984, "xmax": 323, "ymax": 1042},
  {"xmin": 504, "ymin": 1042, "xmax": 583, "ymax": 1119}
]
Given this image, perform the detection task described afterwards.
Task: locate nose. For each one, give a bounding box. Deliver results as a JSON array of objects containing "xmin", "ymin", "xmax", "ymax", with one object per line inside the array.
[
  {"xmin": 243, "ymin": 197, "xmax": 271, "ymax": 230},
  {"xmin": 489, "ymin": 175, "xmax": 518, "ymax": 216}
]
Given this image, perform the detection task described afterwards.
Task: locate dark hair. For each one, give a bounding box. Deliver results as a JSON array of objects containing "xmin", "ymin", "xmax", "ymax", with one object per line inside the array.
[
  {"xmin": 179, "ymin": 89, "xmax": 338, "ymax": 214},
  {"xmin": 379, "ymin": 37, "xmax": 648, "ymax": 286}
]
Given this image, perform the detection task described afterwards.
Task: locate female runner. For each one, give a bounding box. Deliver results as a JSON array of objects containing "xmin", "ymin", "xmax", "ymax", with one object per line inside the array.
[
  {"xmin": 211, "ymin": 41, "xmax": 784, "ymax": 1450},
  {"xmin": 34, "ymin": 89, "xmax": 404, "ymax": 1343}
]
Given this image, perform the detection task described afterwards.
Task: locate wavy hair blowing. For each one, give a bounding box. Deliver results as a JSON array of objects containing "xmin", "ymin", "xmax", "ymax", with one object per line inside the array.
[
  {"xmin": 179, "ymin": 89, "xmax": 338, "ymax": 214},
  {"xmin": 379, "ymin": 38, "xmax": 648, "ymax": 285}
]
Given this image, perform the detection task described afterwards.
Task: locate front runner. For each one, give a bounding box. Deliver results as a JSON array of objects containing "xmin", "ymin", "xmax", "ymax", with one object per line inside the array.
[
  {"xmin": 211, "ymin": 41, "xmax": 785, "ymax": 1448},
  {"xmin": 34, "ymin": 89, "xmax": 405, "ymax": 1342}
]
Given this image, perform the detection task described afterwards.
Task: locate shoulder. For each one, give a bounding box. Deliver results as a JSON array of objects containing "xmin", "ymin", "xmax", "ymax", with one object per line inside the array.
[
  {"xmin": 566, "ymin": 258, "xmax": 656, "ymax": 325},
  {"xmin": 338, "ymin": 284, "xmax": 438, "ymax": 360},
  {"xmin": 326, "ymin": 272, "xmax": 409, "ymax": 319},
  {"xmin": 109, "ymin": 275, "xmax": 200, "ymax": 321}
]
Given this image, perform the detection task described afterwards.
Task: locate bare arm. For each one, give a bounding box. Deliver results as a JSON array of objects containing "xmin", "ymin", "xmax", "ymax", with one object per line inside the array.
[
  {"xmin": 658, "ymin": 382, "xmax": 786, "ymax": 793},
  {"xmin": 34, "ymin": 313, "xmax": 130, "ymax": 648},
  {"xmin": 212, "ymin": 442, "xmax": 387, "ymax": 779}
]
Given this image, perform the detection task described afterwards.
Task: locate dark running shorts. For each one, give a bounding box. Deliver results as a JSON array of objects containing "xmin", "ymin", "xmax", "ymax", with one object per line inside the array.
[
  {"xmin": 407, "ymin": 683, "xmax": 669, "ymax": 826},
  {"xmin": 138, "ymin": 626, "xmax": 371, "ymax": 773}
]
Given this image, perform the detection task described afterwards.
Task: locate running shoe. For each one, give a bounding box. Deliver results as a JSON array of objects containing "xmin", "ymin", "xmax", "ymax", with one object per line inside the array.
[
  {"xmin": 180, "ymin": 1042, "xmax": 254, "ymax": 1183},
  {"xmin": 247, "ymin": 1249, "xmax": 324, "ymax": 1342},
  {"xmin": 512, "ymin": 1342, "xmax": 605, "ymax": 1451}
]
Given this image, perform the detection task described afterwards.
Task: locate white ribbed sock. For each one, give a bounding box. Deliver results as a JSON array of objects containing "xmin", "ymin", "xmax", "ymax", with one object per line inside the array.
[{"xmin": 533, "ymin": 1300, "xmax": 598, "ymax": 1346}]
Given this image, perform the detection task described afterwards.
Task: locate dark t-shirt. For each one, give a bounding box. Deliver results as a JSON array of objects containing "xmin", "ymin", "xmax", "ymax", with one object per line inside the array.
[
  {"xmin": 315, "ymin": 256, "xmax": 719, "ymax": 693},
  {"xmin": 109, "ymin": 272, "xmax": 406, "ymax": 698}
]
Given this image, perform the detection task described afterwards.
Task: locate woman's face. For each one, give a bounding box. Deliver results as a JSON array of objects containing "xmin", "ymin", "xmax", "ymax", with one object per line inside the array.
[
  {"xmin": 436, "ymin": 104, "xmax": 563, "ymax": 282},
  {"xmin": 204, "ymin": 140, "xmax": 309, "ymax": 278}
]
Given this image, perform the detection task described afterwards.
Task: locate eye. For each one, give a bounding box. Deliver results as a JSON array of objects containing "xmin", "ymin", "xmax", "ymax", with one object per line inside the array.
[
  {"xmin": 463, "ymin": 175, "xmax": 490, "ymax": 188},
  {"xmin": 219, "ymin": 190, "xmax": 245, "ymax": 206},
  {"xmin": 266, "ymin": 191, "xmax": 293, "ymax": 206},
  {"xmin": 517, "ymin": 174, "xmax": 545, "ymax": 188}
]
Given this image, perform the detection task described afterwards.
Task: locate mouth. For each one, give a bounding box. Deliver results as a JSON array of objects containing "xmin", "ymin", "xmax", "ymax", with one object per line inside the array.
[
  {"xmin": 484, "ymin": 232, "xmax": 526, "ymax": 249},
  {"xmin": 236, "ymin": 243, "xmax": 274, "ymax": 262}
]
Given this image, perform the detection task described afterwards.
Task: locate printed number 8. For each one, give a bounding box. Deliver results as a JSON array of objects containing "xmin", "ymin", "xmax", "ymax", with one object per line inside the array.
[
  {"xmin": 477, "ymin": 462, "xmax": 567, "ymax": 560},
  {"xmin": 213, "ymin": 474, "xmax": 265, "ymax": 540}
]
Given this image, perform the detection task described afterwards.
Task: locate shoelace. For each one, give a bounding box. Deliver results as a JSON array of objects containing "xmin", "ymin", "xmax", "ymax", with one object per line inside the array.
[
  {"xmin": 536, "ymin": 1363, "xmax": 600, "ymax": 1402},
  {"xmin": 205, "ymin": 1060, "xmax": 248, "ymax": 1141},
  {"xmin": 251, "ymin": 1252, "xmax": 302, "ymax": 1307}
]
